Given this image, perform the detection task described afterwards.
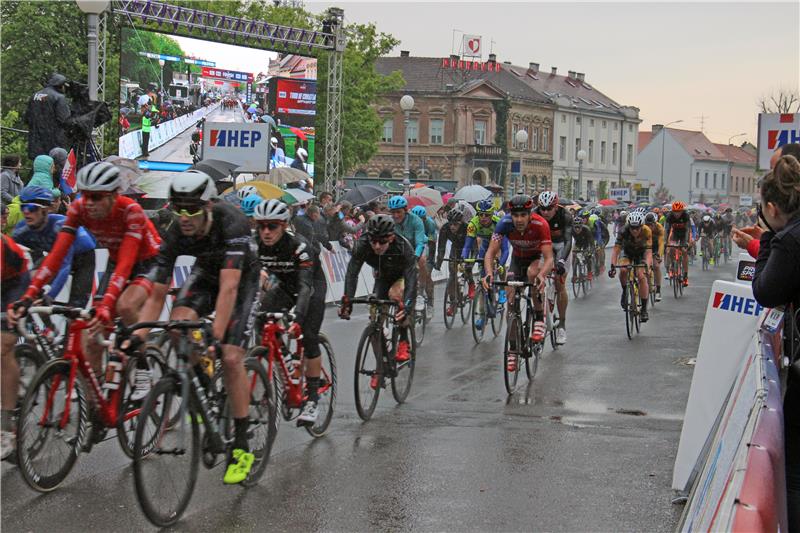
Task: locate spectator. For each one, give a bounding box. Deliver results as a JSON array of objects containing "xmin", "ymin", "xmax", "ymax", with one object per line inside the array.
[
  {"xmin": 141, "ymin": 111, "xmax": 152, "ymax": 157},
  {"xmin": 27, "ymin": 155, "xmax": 61, "ymax": 200},
  {"xmin": 1, "ymin": 155, "xmax": 24, "ymax": 204},
  {"xmin": 23, "ymin": 73, "xmax": 71, "ymax": 160},
  {"xmin": 49, "ymin": 147, "xmax": 68, "ymax": 191},
  {"xmin": 293, "ymin": 203, "xmax": 332, "ymax": 252},
  {"xmin": 269, "ymin": 137, "xmax": 286, "ymax": 168},
  {"xmin": 119, "ymin": 113, "xmax": 130, "ymax": 135},
  {"xmin": 749, "ymin": 153, "xmax": 800, "ymax": 530},
  {"xmin": 319, "ymin": 191, "xmax": 333, "ymax": 208},
  {"xmin": 291, "ymin": 148, "xmax": 308, "ymax": 172}
]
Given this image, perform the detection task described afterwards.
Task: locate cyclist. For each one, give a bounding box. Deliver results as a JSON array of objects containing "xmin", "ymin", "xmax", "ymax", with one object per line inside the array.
[
  {"xmin": 138, "ymin": 170, "xmax": 260, "ymax": 485},
  {"xmin": 571, "ymin": 212, "xmax": 595, "ymax": 281},
  {"xmin": 411, "ymin": 205, "xmax": 437, "ymax": 317},
  {"xmin": 644, "ymin": 212, "xmax": 665, "ymax": 301},
  {"xmin": 388, "ymin": 196, "xmax": 427, "ymax": 312},
  {"xmin": 7, "ymin": 162, "xmax": 161, "ymax": 382},
  {"xmin": 462, "ymin": 198, "xmax": 509, "ymax": 328},
  {"xmin": 1, "ymin": 234, "xmax": 29, "ymax": 459},
  {"xmin": 236, "ymin": 185, "xmax": 260, "ymax": 204},
  {"xmin": 534, "ymin": 191, "xmax": 572, "ymax": 345},
  {"xmin": 614, "ymin": 210, "xmax": 628, "ymax": 239},
  {"xmin": 588, "ymin": 209, "xmax": 607, "ymax": 274},
  {"xmin": 240, "ymin": 194, "xmax": 264, "ymax": 229},
  {"xmin": 483, "ymin": 195, "xmax": 553, "ymax": 370},
  {"xmin": 436, "ymin": 206, "xmax": 471, "ymax": 316},
  {"xmin": 664, "ymin": 200, "xmax": 692, "ymax": 287},
  {"xmin": 339, "ymin": 214, "xmax": 418, "ymax": 374},
  {"xmin": 609, "ymin": 211, "xmax": 653, "ymax": 322},
  {"xmin": 720, "ymin": 208, "xmax": 735, "ymax": 257},
  {"xmin": 699, "ymin": 214, "xmax": 717, "ymax": 264},
  {"xmin": 253, "ymin": 199, "xmax": 326, "ymax": 427},
  {"xmin": 12, "ymin": 186, "xmax": 96, "ymax": 308}
]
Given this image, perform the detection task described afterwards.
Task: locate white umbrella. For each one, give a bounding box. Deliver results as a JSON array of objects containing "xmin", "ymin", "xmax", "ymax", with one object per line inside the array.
[{"xmin": 453, "ymin": 184, "xmax": 492, "ymax": 203}]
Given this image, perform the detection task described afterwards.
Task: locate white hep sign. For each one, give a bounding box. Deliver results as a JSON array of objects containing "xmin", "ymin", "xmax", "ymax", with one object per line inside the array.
[
  {"xmin": 739, "ymin": 195, "xmax": 753, "ymax": 207},
  {"xmin": 609, "ymin": 187, "xmax": 630, "ymax": 201},
  {"xmin": 202, "ymin": 122, "xmax": 272, "ymax": 173},
  {"xmin": 757, "ymin": 113, "xmax": 800, "ymax": 170},
  {"xmin": 462, "ymin": 34, "xmax": 482, "ymax": 58}
]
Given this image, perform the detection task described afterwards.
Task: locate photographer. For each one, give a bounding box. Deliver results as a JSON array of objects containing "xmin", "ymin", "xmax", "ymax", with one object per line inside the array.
[{"xmin": 23, "ymin": 73, "xmax": 72, "ymax": 160}]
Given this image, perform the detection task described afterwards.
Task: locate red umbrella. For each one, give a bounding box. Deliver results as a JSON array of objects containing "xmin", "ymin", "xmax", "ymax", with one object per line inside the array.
[
  {"xmin": 404, "ymin": 195, "xmax": 439, "ymax": 217},
  {"xmin": 598, "ymin": 198, "xmax": 617, "ymax": 206},
  {"xmin": 288, "ymin": 126, "xmax": 308, "ymax": 140}
]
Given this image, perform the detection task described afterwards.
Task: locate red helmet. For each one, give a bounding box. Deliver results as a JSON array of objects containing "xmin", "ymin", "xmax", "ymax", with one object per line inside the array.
[{"xmin": 672, "ymin": 201, "xmax": 686, "ymax": 212}]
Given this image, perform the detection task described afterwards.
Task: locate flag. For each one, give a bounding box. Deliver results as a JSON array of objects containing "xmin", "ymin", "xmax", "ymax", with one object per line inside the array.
[{"xmin": 60, "ymin": 149, "xmax": 77, "ymax": 195}]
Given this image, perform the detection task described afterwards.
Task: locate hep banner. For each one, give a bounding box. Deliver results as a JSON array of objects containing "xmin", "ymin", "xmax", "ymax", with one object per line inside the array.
[{"xmin": 757, "ymin": 113, "xmax": 800, "ymax": 170}]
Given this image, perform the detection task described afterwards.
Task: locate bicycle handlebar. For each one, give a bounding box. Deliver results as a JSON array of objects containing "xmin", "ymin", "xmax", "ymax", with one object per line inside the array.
[
  {"xmin": 350, "ymin": 295, "xmax": 400, "ymax": 307},
  {"xmin": 256, "ymin": 310, "xmax": 297, "ymax": 322},
  {"xmin": 16, "ymin": 306, "xmax": 110, "ymax": 346},
  {"xmin": 120, "ymin": 319, "xmax": 210, "ymax": 336},
  {"xmin": 492, "ymin": 280, "xmax": 535, "ymax": 288},
  {"xmin": 441, "ymin": 257, "xmax": 476, "ymax": 263},
  {"xmin": 611, "ymin": 263, "xmax": 649, "ymax": 269}
]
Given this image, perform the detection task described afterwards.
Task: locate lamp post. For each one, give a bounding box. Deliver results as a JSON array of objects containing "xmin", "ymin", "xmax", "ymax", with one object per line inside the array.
[
  {"xmin": 726, "ymin": 132, "xmax": 746, "ymax": 203},
  {"xmin": 659, "ymin": 119, "xmax": 683, "ymax": 188},
  {"xmin": 158, "ymin": 59, "xmax": 166, "ymax": 103},
  {"xmin": 576, "ymin": 149, "xmax": 586, "ymax": 200},
  {"xmin": 75, "ymin": 0, "xmax": 110, "ymax": 102},
  {"xmin": 515, "ymin": 129, "xmax": 528, "ymax": 195},
  {"xmin": 400, "ymin": 94, "xmax": 414, "ymax": 193}
]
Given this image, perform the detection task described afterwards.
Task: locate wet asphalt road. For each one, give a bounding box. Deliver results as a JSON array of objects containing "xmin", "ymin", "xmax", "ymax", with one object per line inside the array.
[{"xmin": 1, "ymin": 258, "xmax": 739, "ymax": 532}]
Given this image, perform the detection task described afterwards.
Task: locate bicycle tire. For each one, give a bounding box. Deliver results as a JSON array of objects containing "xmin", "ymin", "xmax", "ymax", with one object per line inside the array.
[
  {"xmin": 524, "ymin": 308, "xmax": 538, "ymax": 381},
  {"xmin": 117, "ymin": 347, "xmax": 169, "ymax": 458},
  {"xmin": 491, "ymin": 286, "xmax": 505, "ymax": 338},
  {"xmin": 459, "ymin": 278, "xmax": 470, "ymax": 325},
  {"xmin": 504, "ymin": 316, "xmax": 522, "ymax": 394},
  {"xmin": 470, "ymin": 285, "xmax": 486, "ymax": 344},
  {"xmin": 353, "ymin": 326, "xmax": 381, "ymax": 421},
  {"xmin": 443, "ymin": 277, "xmax": 456, "ymax": 329},
  {"xmin": 413, "ymin": 306, "xmax": 426, "ymax": 346},
  {"xmin": 133, "ymin": 375, "xmax": 199, "ymax": 528},
  {"xmin": 633, "ymin": 282, "xmax": 641, "ymax": 334},
  {"xmin": 548, "ymin": 291, "xmax": 558, "ymax": 351},
  {"xmin": 237, "ymin": 357, "xmax": 278, "ymax": 486},
  {"xmin": 15, "ymin": 343, "xmax": 46, "ymax": 409},
  {"xmin": 306, "ymin": 334, "xmax": 337, "ymax": 438},
  {"xmin": 391, "ymin": 325, "xmax": 416, "ymax": 404},
  {"xmin": 16, "ymin": 358, "xmax": 87, "ymax": 492},
  {"xmin": 625, "ymin": 284, "xmax": 634, "ymax": 340},
  {"xmin": 673, "ymin": 268, "xmax": 680, "ymax": 299},
  {"xmin": 572, "ymin": 259, "xmax": 581, "ymax": 299}
]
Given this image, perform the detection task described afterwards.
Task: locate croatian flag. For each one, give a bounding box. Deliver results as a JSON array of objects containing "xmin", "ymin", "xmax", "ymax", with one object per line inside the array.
[{"xmin": 60, "ymin": 149, "xmax": 77, "ymax": 195}]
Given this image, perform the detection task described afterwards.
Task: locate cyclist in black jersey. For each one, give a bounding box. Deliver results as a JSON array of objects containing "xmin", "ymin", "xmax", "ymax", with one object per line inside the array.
[
  {"xmin": 571, "ymin": 212, "xmax": 595, "ymax": 278},
  {"xmin": 435, "ymin": 206, "xmax": 472, "ymax": 316},
  {"xmin": 139, "ymin": 171, "xmax": 260, "ymax": 485},
  {"xmin": 534, "ymin": 191, "xmax": 572, "ymax": 345},
  {"xmin": 339, "ymin": 214, "xmax": 418, "ymax": 363},
  {"xmin": 254, "ymin": 199, "xmax": 326, "ymax": 426}
]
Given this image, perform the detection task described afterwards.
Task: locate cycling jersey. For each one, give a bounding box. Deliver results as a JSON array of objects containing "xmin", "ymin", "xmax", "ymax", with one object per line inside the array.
[
  {"xmin": 13, "ymin": 214, "xmax": 96, "ymax": 299},
  {"xmin": 647, "ymin": 222, "xmax": 666, "ymax": 257},
  {"xmin": 572, "ymin": 224, "xmax": 595, "ymax": 250},
  {"xmin": 588, "ymin": 214, "xmax": 607, "ymax": 245},
  {"xmin": 394, "ymin": 212, "xmax": 426, "ymax": 258},
  {"xmin": 462, "ymin": 214, "xmax": 509, "ymax": 264},
  {"xmin": 699, "ymin": 220, "xmax": 717, "ymax": 237},
  {"xmin": 344, "ymin": 233, "xmax": 417, "ymax": 308},
  {"xmin": 720, "ymin": 213, "xmax": 734, "ymax": 234},
  {"xmin": 492, "ymin": 213, "xmax": 552, "ymax": 258},
  {"xmin": 536, "ymin": 206, "xmax": 573, "ymax": 262},
  {"xmin": 2, "ymin": 235, "xmax": 30, "ymax": 331},
  {"xmin": 665, "ymin": 210, "xmax": 691, "ymax": 239},
  {"xmin": 419, "ymin": 215, "xmax": 438, "ymax": 243},
  {"xmin": 437, "ymin": 222, "xmax": 468, "ymax": 267},
  {"xmin": 24, "ymin": 195, "xmax": 161, "ymax": 310},
  {"xmin": 614, "ymin": 224, "xmax": 653, "ymax": 259}
]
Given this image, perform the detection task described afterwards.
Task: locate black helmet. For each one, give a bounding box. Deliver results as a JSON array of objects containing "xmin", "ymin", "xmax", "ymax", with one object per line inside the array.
[
  {"xmin": 507, "ymin": 194, "xmax": 533, "ymax": 213},
  {"xmin": 366, "ymin": 214, "xmax": 394, "ymax": 237},
  {"xmin": 447, "ymin": 206, "xmax": 465, "ymax": 223}
]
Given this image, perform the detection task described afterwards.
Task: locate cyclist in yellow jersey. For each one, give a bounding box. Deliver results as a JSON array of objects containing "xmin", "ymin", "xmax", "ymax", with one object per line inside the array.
[
  {"xmin": 609, "ymin": 211, "xmax": 653, "ymax": 322},
  {"xmin": 644, "ymin": 212, "xmax": 665, "ymax": 301}
]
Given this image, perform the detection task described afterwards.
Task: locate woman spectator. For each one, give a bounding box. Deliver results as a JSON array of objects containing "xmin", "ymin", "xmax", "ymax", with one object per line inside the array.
[
  {"xmin": 1, "ymin": 155, "xmax": 23, "ymax": 204},
  {"xmin": 750, "ymin": 153, "xmax": 800, "ymax": 530}
]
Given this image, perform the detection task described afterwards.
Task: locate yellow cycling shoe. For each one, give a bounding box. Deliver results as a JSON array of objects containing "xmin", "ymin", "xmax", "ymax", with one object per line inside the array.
[{"xmin": 223, "ymin": 448, "xmax": 255, "ymax": 484}]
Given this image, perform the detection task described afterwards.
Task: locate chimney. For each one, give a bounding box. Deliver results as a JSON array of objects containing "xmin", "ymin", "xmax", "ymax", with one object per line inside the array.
[
  {"xmin": 529, "ymin": 62, "xmax": 539, "ymax": 73},
  {"xmin": 400, "ymin": 50, "xmax": 410, "ymax": 58},
  {"xmin": 488, "ymin": 53, "xmax": 497, "ymax": 62},
  {"xmin": 550, "ymin": 67, "xmax": 557, "ymax": 76},
  {"xmin": 576, "ymin": 72, "xmax": 585, "ymax": 82},
  {"xmin": 450, "ymin": 54, "xmax": 459, "ymax": 61},
  {"xmin": 503, "ymin": 61, "xmax": 512, "ymax": 65},
  {"xmin": 568, "ymin": 70, "xmax": 577, "ymax": 79},
  {"xmin": 652, "ymin": 124, "xmax": 664, "ymax": 136}
]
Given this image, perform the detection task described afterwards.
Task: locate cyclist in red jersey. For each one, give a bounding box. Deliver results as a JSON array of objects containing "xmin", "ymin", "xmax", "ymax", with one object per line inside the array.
[
  {"xmin": 482, "ymin": 195, "xmax": 553, "ymax": 351},
  {"xmin": 8, "ymin": 162, "xmax": 161, "ymax": 378}
]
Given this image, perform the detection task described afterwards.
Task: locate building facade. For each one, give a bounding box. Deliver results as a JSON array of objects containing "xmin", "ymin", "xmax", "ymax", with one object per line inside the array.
[{"xmin": 716, "ymin": 144, "xmax": 760, "ymax": 206}]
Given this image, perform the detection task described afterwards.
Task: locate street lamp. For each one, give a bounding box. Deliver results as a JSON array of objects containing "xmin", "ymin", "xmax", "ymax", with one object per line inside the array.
[
  {"xmin": 75, "ymin": 0, "xmax": 110, "ymax": 102},
  {"xmin": 400, "ymin": 94, "xmax": 414, "ymax": 192},
  {"xmin": 158, "ymin": 59, "xmax": 166, "ymax": 103},
  {"xmin": 726, "ymin": 133, "xmax": 746, "ymax": 203},
  {"xmin": 515, "ymin": 129, "xmax": 528, "ymax": 194},
  {"xmin": 576, "ymin": 149, "xmax": 586, "ymax": 200},
  {"xmin": 659, "ymin": 119, "xmax": 683, "ymax": 188}
]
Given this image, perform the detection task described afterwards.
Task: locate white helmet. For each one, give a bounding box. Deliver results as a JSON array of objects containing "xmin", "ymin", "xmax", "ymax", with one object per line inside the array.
[
  {"xmin": 253, "ymin": 198, "xmax": 291, "ymax": 221},
  {"xmin": 702, "ymin": 215, "xmax": 711, "ymax": 223},
  {"xmin": 270, "ymin": 137, "xmax": 278, "ymax": 147},
  {"xmin": 627, "ymin": 211, "xmax": 645, "ymax": 227},
  {"xmin": 76, "ymin": 162, "xmax": 122, "ymax": 192},
  {"xmin": 169, "ymin": 170, "xmax": 217, "ymax": 204},
  {"xmin": 537, "ymin": 190, "xmax": 558, "ymax": 209},
  {"xmin": 237, "ymin": 185, "xmax": 259, "ymax": 201},
  {"xmin": 296, "ymin": 147, "xmax": 308, "ymax": 161}
]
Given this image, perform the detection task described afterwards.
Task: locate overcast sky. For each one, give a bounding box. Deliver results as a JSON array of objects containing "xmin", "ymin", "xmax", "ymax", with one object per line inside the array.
[
  {"xmin": 306, "ymin": 1, "xmax": 799, "ymax": 145},
  {"xmin": 169, "ymin": 34, "xmax": 279, "ymax": 74}
]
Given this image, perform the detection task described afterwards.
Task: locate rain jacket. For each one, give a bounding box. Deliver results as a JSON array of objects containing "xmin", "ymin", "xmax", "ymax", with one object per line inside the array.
[
  {"xmin": 27, "ymin": 155, "xmax": 61, "ymax": 198},
  {"xmin": 23, "ymin": 74, "xmax": 71, "ymax": 159}
]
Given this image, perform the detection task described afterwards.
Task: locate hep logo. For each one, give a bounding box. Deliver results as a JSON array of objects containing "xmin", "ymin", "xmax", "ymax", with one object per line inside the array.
[
  {"xmin": 209, "ymin": 129, "xmax": 262, "ymax": 148},
  {"xmin": 712, "ymin": 291, "xmax": 763, "ymax": 316},
  {"xmin": 767, "ymin": 127, "xmax": 800, "ymax": 150}
]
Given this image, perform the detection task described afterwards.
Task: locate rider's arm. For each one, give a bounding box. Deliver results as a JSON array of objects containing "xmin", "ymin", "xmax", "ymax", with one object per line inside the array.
[
  {"xmin": 483, "ymin": 237, "xmax": 501, "ymax": 276},
  {"xmin": 436, "ymin": 226, "xmax": 449, "ymax": 267},
  {"xmin": 413, "ymin": 216, "xmax": 426, "ymax": 258},
  {"xmin": 401, "ymin": 242, "xmax": 418, "ymax": 308},
  {"xmin": 23, "ymin": 227, "xmax": 76, "ymax": 300},
  {"xmin": 498, "ymin": 236, "xmax": 510, "ymax": 266},
  {"xmin": 610, "ymin": 243, "xmax": 621, "ymax": 266},
  {"xmin": 657, "ymin": 225, "xmax": 665, "ymax": 257},
  {"xmin": 558, "ymin": 215, "xmax": 573, "ymax": 262},
  {"xmin": 539, "ymin": 244, "xmax": 555, "ymax": 279},
  {"xmin": 291, "ymin": 243, "xmax": 315, "ymax": 326},
  {"xmin": 343, "ymin": 238, "xmax": 366, "ymax": 299}
]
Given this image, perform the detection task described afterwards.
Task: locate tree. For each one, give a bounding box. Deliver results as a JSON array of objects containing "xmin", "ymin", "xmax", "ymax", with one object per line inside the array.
[
  {"xmin": 561, "ymin": 174, "xmax": 574, "ymax": 199},
  {"xmin": 597, "ymin": 180, "xmax": 608, "ymax": 200},
  {"xmin": 654, "ymin": 185, "xmax": 673, "ymax": 204},
  {"xmin": 758, "ymin": 88, "xmax": 800, "ymax": 114}
]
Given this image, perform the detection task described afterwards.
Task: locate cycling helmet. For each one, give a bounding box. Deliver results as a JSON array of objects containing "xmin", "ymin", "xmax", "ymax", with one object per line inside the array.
[
  {"xmin": 366, "ymin": 214, "xmax": 395, "ymax": 237},
  {"xmin": 253, "ymin": 198, "xmax": 291, "ymax": 221},
  {"xmin": 476, "ymin": 198, "xmax": 493, "ymax": 213},
  {"xmin": 296, "ymin": 147, "xmax": 308, "ymax": 161},
  {"xmin": 507, "ymin": 194, "xmax": 533, "ymax": 213},
  {"xmin": 644, "ymin": 212, "xmax": 656, "ymax": 224},
  {"xmin": 411, "ymin": 205, "xmax": 427, "ymax": 218},
  {"xmin": 633, "ymin": 207, "xmax": 647, "ymax": 214},
  {"xmin": 537, "ymin": 190, "xmax": 558, "ymax": 209},
  {"xmin": 672, "ymin": 200, "xmax": 686, "ymax": 211},
  {"xmin": 170, "ymin": 170, "xmax": 217, "ymax": 204},
  {"xmin": 702, "ymin": 215, "xmax": 711, "ymax": 223},
  {"xmin": 447, "ymin": 206, "xmax": 465, "ymax": 223},
  {"xmin": 619, "ymin": 210, "xmax": 629, "ymax": 218},
  {"xmin": 240, "ymin": 194, "xmax": 264, "ymax": 217},
  {"xmin": 19, "ymin": 186, "xmax": 54, "ymax": 205},
  {"xmin": 627, "ymin": 211, "xmax": 645, "ymax": 227},
  {"xmin": 76, "ymin": 161, "xmax": 122, "ymax": 192},
  {"xmin": 237, "ymin": 185, "xmax": 259, "ymax": 201},
  {"xmin": 387, "ymin": 195, "xmax": 408, "ymax": 210}
]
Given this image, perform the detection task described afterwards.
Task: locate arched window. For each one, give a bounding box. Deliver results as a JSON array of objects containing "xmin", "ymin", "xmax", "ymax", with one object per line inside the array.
[
  {"xmin": 379, "ymin": 169, "xmax": 393, "ymax": 180},
  {"xmin": 354, "ymin": 169, "xmax": 368, "ymax": 177}
]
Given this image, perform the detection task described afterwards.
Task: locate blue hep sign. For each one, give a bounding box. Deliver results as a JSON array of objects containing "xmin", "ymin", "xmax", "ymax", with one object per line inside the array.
[
  {"xmin": 202, "ymin": 122, "xmax": 271, "ymax": 172},
  {"xmin": 712, "ymin": 291, "xmax": 764, "ymax": 316},
  {"xmin": 209, "ymin": 129, "xmax": 262, "ymax": 148}
]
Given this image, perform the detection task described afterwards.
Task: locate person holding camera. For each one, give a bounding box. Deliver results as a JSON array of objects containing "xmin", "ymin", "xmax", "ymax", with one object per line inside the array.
[{"xmin": 23, "ymin": 73, "xmax": 71, "ymax": 160}]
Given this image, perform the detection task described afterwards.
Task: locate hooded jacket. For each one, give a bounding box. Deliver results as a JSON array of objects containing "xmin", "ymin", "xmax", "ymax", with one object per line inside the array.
[
  {"xmin": 23, "ymin": 74, "xmax": 72, "ymax": 159},
  {"xmin": 27, "ymin": 155, "xmax": 61, "ymax": 198}
]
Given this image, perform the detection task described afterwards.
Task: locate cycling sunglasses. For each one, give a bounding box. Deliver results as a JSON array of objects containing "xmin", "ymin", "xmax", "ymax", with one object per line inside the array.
[
  {"xmin": 369, "ymin": 235, "xmax": 392, "ymax": 245},
  {"xmin": 539, "ymin": 205, "xmax": 557, "ymax": 212},
  {"xmin": 256, "ymin": 221, "xmax": 283, "ymax": 231},
  {"xmin": 21, "ymin": 202, "xmax": 49, "ymax": 212},
  {"xmin": 478, "ymin": 212, "xmax": 493, "ymax": 217},
  {"xmin": 82, "ymin": 191, "xmax": 113, "ymax": 202},
  {"xmin": 170, "ymin": 203, "xmax": 205, "ymax": 217}
]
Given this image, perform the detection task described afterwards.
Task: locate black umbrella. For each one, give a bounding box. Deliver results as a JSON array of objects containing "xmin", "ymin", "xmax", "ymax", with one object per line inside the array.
[
  {"xmin": 342, "ymin": 184, "xmax": 388, "ymax": 206},
  {"xmin": 191, "ymin": 159, "xmax": 238, "ymax": 182}
]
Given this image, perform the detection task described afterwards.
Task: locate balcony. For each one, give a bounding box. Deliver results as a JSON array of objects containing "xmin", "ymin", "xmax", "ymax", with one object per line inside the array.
[{"xmin": 467, "ymin": 144, "xmax": 504, "ymax": 161}]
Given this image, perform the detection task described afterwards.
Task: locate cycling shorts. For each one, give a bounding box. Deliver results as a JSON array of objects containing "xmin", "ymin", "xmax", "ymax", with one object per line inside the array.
[
  {"xmin": 260, "ymin": 279, "xmax": 326, "ymax": 359},
  {"xmin": 2, "ymin": 271, "xmax": 31, "ymax": 332},
  {"xmin": 508, "ymin": 254, "xmax": 541, "ymax": 281},
  {"xmin": 617, "ymin": 251, "xmax": 645, "ymax": 267},
  {"xmin": 94, "ymin": 257, "xmax": 156, "ymax": 303}
]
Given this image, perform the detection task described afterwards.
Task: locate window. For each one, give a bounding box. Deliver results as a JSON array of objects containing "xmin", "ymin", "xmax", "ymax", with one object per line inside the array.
[
  {"xmin": 381, "ymin": 119, "xmax": 393, "ymax": 143},
  {"xmin": 532, "ymin": 128, "xmax": 539, "ymax": 152},
  {"xmin": 721, "ymin": 173, "xmax": 726, "ymax": 190},
  {"xmin": 406, "ymin": 118, "xmax": 419, "ymax": 144},
  {"xmin": 713, "ymin": 172, "xmax": 717, "ymax": 189},
  {"xmin": 705, "ymin": 172, "xmax": 709, "ymax": 188},
  {"xmin": 379, "ymin": 169, "xmax": 393, "ymax": 179},
  {"xmin": 511, "ymin": 123, "xmax": 519, "ymax": 148},
  {"xmin": 474, "ymin": 119, "xmax": 487, "ymax": 145},
  {"xmin": 559, "ymin": 136, "xmax": 567, "ymax": 161},
  {"xmin": 429, "ymin": 118, "xmax": 444, "ymax": 144},
  {"xmin": 576, "ymin": 116, "xmax": 581, "ymax": 125},
  {"xmin": 575, "ymin": 138, "xmax": 581, "ymax": 159},
  {"xmin": 355, "ymin": 169, "xmax": 368, "ymax": 177},
  {"xmin": 626, "ymin": 144, "xmax": 633, "ymax": 166},
  {"xmin": 696, "ymin": 171, "xmax": 700, "ymax": 189},
  {"xmin": 561, "ymin": 114, "xmax": 566, "ymax": 124},
  {"xmin": 522, "ymin": 125, "xmax": 530, "ymax": 150},
  {"xmin": 589, "ymin": 119, "xmax": 595, "ymax": 127},
  {"xmin": 542, "ymin": 127, "xmax": 549, "ymax": 152},
  {"xmin": 602, "ymin": 120, "xmax": 607, "ymax": 129},
  {"xmin": 588, "ymin": 139, "xmax": 594, "ymax": 163},
  {"xmin": 587, "ymin": 180, "xmax": 594, "ymax": 195},
  {"xmin": 628, "ymin": 124, "xmax": 633, "ymax": 133},
  {"xmin": 735, "ymin": 176, "xmax": 739, "ymax": 192},
  {"xmin": 612, "ymin": 142, "xmax": 618, "ymax": 165},
  {"xmin": 601, "ymin": 141, "xmax": 606, "ymax": 164},
  {"xmin": 614, "ymin": 122, "xmax": 618, "ymax": 130}
]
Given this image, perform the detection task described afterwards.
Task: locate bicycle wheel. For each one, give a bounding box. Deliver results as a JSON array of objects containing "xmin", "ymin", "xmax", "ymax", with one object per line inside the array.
[
  {"xmin": 391, "ymin": 325, "xmax": 416, "ymax": 404},
  {"xmin": 15, "ymin": 343, "xmax": 46, "ymax": 407},
  {"xmin": 443, "ymin": 277, "xmax": 456, "ymax": 329},
  {"xmin": 548, "ymin": 292, "xmax": 558, "ymax": 351},
  {"xmin": 117, "ymin": 347, "xmax": 169, "ymax": 458},
  {"xmin": 649, "ymin": 271, "xmax": 656, "ymax": 307},
  {"xmin": 491, "ymin": 286, "xmax": 505, "ymax": 337},
  {"xmin": 353, "ymin": 327, "xmax": 381, "ymax": 421},
  {"xmin": 572, "ymin": 260, "xmax": 581, "ymax": 298},
  {"xmin": 633, "ymin": 283, "xmax": 641, "ymax": 334},
  {"xmin": 625, "ymin": 285, "xmax": 634, "ymax": 340},
  {"xmin": 235, "ymin": 357, "xmax": 278, "ymax": 486},
  {"xmin": 413, "ymin": 305, "xmax": 426, "ymax": 346},
  {"xmin": 504, "ymin": 316, "xmax": 522, "ymax": 394},
  {"xmin": 470, "ymin": 285, "xmax": 486, "ymax": 344},
  {"xmin": 306, "ymin": 334, "xmax": 337, "ymax": 438},
  {"xmin": 524, "ymin": 307, "xmax": 538, "ymax": 380},
  {"xmin": 459, "ymin": 278, "xmax": 470, "ymax": 325},
  {"xmin": 133, "ymin": 375, "xmax": 199, "ymax": 528},
  {"xmin": 16, "ymin": 359, "xmax": 88, "ymax": 492},
  {"xmin": 672, "ymin": 266, "xmax": 680, "ymax": 299}
]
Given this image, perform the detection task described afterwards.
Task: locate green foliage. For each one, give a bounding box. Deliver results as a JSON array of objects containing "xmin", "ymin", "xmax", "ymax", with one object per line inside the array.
[
  {"xmin": 597, "ymin": 180, "xmax": 608, "ymax": 200},
  {"xmin": 654, "ymin": 185, "xmax": 673, "ymax": 204},
  {"xmin": 561, "ymin": 174, "xmax": 575, "ymax": 199},
  {"xmin": 492, "ymin": 97, "xmax": 511, "ymax": 186}
]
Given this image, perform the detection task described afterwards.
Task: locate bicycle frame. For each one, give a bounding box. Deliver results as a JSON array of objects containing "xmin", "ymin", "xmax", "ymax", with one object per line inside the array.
[{"xmin": 259, "ymin": 313, "xmax": 306, "ymax": 409}]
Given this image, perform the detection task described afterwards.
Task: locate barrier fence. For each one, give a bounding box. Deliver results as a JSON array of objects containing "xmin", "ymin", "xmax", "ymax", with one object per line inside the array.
[{"xmin": 118, "ymin": 103, "xmax": 220, "ymax": 160}]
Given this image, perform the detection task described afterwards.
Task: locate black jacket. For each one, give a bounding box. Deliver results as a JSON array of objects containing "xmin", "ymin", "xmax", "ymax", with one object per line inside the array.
[
  {"xmin": 24, "ymin": 74, "xmax": 71, "ymax": 159},
  {"xmin": 752, "ymin": 214, "xmax": 800, "ymax": 311}
]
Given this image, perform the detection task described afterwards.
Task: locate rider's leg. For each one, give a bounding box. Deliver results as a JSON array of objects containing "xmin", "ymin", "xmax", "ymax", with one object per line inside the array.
[
  {"xmin": 388, "ymin": 279, "xmax": 410, "ymax": 343},
  {"xmin": 638, "ymin": 266, "xmax": 649, "ymax": 301},
  {"xmin": 556, "ymin": 274, "xmax": 568, "ymax": 328},
  {"xmin": 1, "ymin": 331, "xmax": 19, "ymax": 435},
  {"xmin": 302, "ymin": 278, "xmax": 327, "ymax": 402},
  {"xmin": 682, "ymin": 241, "xmax": 690, "ymax": 281}
]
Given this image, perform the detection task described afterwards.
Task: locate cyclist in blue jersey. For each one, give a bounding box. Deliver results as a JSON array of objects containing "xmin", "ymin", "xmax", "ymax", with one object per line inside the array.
[
  {"xmin": 12, "ymin": 186, "xmax": 96, "ymax": 307},
  {"xmin": 411, "ymin": 205, "xmax": 437, "ymax": 316},
  {"xmin": 388, "ymin": 196, "xmax": 426, "ymax": 312}
]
